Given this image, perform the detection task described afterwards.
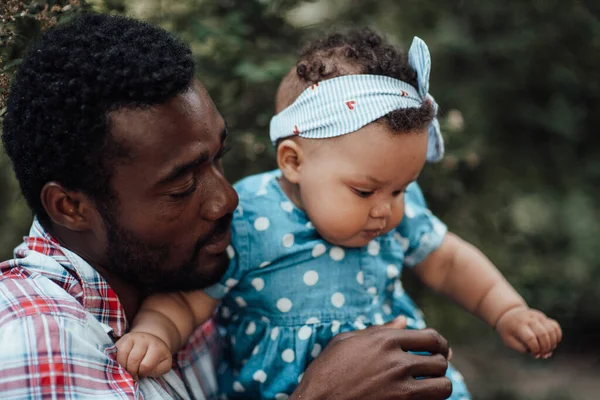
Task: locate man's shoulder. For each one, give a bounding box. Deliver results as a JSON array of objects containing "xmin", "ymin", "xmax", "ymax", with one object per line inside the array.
[{"xmin": 0, "ymin": 262, "xmax": 88, "ymax": 327}]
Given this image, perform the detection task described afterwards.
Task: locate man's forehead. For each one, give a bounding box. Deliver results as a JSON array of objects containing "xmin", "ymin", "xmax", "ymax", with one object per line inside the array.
[{"xmin": 108, "ymin": 81, "xmax": 223, "ymax": 158}]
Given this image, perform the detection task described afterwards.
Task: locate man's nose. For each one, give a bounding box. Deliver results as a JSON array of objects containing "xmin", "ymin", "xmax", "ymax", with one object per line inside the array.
[
  {"xmin": 370, "ymin": 203, "xmax": 391, "ymax": 219},
  {"xmin": 203, "ymin": 168, "xmax": 239, "ymax": 221}
]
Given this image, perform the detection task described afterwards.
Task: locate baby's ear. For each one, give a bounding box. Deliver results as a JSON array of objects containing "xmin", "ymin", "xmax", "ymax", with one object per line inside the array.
[{"xmin": 277, "ymin": 139, "xmax": 304, "ymax": 184}]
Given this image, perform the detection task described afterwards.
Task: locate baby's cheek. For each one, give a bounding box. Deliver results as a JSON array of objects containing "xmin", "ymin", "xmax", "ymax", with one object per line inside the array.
[{"xmin": 311, "ymin": 201, "xmax": 365, "ymax": 240}]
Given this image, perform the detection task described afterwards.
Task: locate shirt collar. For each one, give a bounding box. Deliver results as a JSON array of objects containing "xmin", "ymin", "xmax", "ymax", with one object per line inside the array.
[{"xmin": 16, "ymin": 218, "xmax": 128, "ymax": 337}]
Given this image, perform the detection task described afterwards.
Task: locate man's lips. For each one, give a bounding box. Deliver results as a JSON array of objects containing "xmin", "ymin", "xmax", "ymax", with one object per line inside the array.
[{"xmin": 203, "ymin": 227, "xmax": 232, "ymax": 254}]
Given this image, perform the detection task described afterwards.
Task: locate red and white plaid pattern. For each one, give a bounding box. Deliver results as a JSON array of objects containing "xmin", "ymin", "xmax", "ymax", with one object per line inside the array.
[{"xmin": 0, "ymin": 219, "xmax": 219, "ymax": 399}]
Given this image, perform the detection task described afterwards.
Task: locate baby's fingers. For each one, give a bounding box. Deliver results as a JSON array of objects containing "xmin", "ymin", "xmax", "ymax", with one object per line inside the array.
[
  {"xmin": 516, "ymin": 324, "xmax": 540, "ymax": 355},
  {"xmin": 126, "ymin": 343, "xmax": 149, "ymax": 380},
  {"xmin": 139, "ymin": 346, "xmax": 172, "ymax": 378},
  {"xmin": 530, "ymin": 320, "xmax": 552, "ymax": 355}
]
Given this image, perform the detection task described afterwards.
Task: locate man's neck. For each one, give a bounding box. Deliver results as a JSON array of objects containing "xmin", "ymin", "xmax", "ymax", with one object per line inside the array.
[{"xmin": 47, "ymin": 222, "xmax": 144, "ymax": 326}]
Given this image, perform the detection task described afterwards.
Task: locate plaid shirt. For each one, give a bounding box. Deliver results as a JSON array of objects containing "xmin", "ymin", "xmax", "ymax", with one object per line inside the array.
[{"xmin": 0, "ymin": 219, "xmax": 220, "ymax": 399}]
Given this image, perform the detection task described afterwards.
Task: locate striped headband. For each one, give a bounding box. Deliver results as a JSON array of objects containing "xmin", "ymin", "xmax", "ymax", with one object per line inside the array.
[{"xmin": 269, "ymin": 36, "xmax": 444, "ymax": 162}]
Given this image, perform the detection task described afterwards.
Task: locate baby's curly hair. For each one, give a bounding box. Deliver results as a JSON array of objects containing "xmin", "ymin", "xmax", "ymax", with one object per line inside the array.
[
  {"xmin": 276, "ymin": 28, "xmax": 434, "ymax": 133},
  {"xmin": 2, "ymin": 14, "xmax": 195, "ymax": 225}
]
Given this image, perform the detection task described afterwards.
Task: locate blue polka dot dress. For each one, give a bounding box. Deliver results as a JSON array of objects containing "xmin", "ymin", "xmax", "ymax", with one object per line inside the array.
[{"xmin": 205, "ymin": 170, "xmax": 470, "ymax": 400}]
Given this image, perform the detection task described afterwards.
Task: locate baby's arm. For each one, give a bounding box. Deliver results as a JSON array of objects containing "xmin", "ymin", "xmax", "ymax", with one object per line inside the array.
[
  {"xmin": 115, "ymin": 291, "xmax": 218, "ymax": 379},
  {"xmin": 414, "ymin": 233, "xmax": 562, "ymax": 358}
]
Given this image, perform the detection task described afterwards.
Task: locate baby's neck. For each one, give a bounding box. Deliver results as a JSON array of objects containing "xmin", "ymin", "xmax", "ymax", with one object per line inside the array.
[{"xmin": 278, "ymin": 175, "xmax": 304, "ymax": 210}]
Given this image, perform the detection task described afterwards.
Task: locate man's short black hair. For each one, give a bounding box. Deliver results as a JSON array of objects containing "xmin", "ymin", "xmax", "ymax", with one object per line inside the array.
[{"xmin": 2, "ymin": 14, "xmax": 195, "ymax": 225}]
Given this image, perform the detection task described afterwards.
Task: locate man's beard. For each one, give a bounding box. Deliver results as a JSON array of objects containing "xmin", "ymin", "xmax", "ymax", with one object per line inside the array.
[{"xmin": 101, "ymin": 207, "xmax": 228, "ymax": 294}]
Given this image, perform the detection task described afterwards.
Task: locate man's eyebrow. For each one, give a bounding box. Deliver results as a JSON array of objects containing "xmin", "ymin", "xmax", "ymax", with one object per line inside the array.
[
  {"xmin": 156, "ymin": 124, "xmax": 228, "ymax": 186},
  {"xmin": 157, "ymin": 151, "xmax": 210, "ymax": 186}
]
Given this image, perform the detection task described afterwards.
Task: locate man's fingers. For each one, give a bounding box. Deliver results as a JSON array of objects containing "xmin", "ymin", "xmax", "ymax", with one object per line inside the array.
[
  {"xmin": 382, "ymin": 328, "xmax": 450, "ymax": 359},
  {"xmin": 408, "ymin": 376, "xmax": 453, "ymax": 400},
  {"xmin": 406, "ymin": 353, "xmax": 448, "ymax": 378}
]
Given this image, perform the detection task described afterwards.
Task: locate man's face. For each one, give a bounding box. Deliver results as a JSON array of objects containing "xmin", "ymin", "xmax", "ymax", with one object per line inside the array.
[{"xmin": 100, "ymin": 80, "xmax": 238, "ymax": 293}]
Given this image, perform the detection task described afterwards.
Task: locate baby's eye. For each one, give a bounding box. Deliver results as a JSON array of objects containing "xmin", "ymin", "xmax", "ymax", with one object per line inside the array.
[
  {"xmin": 392, "ymin": 189, "xmax": 406, "ymax": 197},
  {"xmin": 352, "ymin": 188, "xmax": 374, "ymax": 198}
]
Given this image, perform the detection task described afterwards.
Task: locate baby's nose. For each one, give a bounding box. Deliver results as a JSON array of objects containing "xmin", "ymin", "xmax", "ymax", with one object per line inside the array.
[{"xmin": 370, "ymin": 203, "xmax": 391, "ymax": 219}]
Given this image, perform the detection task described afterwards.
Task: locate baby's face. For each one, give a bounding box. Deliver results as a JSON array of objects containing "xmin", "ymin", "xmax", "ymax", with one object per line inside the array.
[{"xmin": 297, "ymin": 122, "xmax": 428, "ymax": 248}]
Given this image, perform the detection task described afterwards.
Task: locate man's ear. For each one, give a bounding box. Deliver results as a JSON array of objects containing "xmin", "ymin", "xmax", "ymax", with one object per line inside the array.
[
  {"xmin": 277, "ymin": 139, "xmax": 305, "ymax": 184},
  {"xmin": 40, "ymin": 182, "xmax": 99, "ymax": 232}
]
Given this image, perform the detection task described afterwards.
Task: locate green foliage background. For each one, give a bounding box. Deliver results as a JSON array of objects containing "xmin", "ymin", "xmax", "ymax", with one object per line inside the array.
[{"xmin": 1, "ymin": 1, "xmax": 599, "ymax": 398}]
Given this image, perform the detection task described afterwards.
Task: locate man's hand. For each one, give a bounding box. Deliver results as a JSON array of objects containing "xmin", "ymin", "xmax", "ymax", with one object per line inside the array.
[
  {"xmin": 290, "ymin": 325, "xmax": 453, "ymax": 400},
  {"xmin": 115, "ymin": 332, "xmax": 173, "ymax": 380},
  {"xmin": 495, "ymin": 306, "xmax": 562, "ymax": 359}
]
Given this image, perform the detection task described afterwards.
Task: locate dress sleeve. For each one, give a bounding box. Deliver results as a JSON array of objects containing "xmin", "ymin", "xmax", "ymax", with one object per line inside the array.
[
  {"xmin": 203, "ymin": 210, "xmax": 251, "ymax": 299},
  {"xmin": 396, "ymin": 182, "xmax": 448, "ymax": 268},
  {"xmin": 0, "ymin": 314, "xmax": 138, "ymax": 399}
]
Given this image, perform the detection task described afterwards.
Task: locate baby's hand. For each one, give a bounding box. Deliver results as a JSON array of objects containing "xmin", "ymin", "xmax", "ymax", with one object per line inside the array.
[
  {"xmin": 115, "ymin": 332, "xmax": 173, "ymax": 380},
  {"xmin": 495, "ymin": 306, "xmax": 562, "ymax": 359}
]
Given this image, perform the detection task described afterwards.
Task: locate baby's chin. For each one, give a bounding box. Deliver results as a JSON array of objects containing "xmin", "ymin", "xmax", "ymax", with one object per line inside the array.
[{"xmin": 319, "ymin": 231, "xmax": 379, "ymax": 248}]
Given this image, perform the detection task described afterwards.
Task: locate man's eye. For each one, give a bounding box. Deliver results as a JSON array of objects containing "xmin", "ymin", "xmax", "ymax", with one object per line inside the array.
[
  {"xmin": 352, "ymin": 188, "xmax": 374, "ymax": 198},
  {"xmin": 170, "ymin": 180, "xmax": 197, "ymax": 199}
]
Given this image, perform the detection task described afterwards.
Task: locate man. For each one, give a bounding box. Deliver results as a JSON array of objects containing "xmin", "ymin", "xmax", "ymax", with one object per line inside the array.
[{"xmin": 0, "ymin": 14, "xmax": 452, "ymax": 399}]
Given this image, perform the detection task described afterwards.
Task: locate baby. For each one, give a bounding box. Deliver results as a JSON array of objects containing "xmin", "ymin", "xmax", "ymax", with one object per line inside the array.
[{"xmin": 116, "ymin": 29, "xmax": 562, "ymax": 399}]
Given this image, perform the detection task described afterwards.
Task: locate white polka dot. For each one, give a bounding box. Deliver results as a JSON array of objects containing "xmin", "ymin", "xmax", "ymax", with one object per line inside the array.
[
  {"xmin": 311, "ymin": 343, "xmax": 322, "ymax": 358},
  {"xmin": 415, "ymin": 309, "xmax": 424, "ymax": 319},
  {"xmin": 387, "ymin": 264, "xmax": 400, "ymax": 279},
  {"xmin": 221, "ymin": 306, "xmax": 231, "ymax": 318},
  {"xmin": 405, "ymin": 204, "xmax": 416, "ymax": 218},
  {"xmin": 233, "ymin": 381, "xmax": 245, "ymax": 392},
  {"xmin": 331, "ymin": 292, "xmax": 345, "ymax": 308},
  {"xmin": 245, "ymin": 321, "xmax": 256, "ymax": 335},
  {"xmin": 282, "ymin": 233, "xmax": 294, "ymax": 248},
  {"xmin": 374, "ymin": 313, "xmax": 385, "ymax": 325},
  {"xmin": 406, "ymin": 317, "xmax": 416, "ymax": 326},
  {"xmin": 393, "ymin": 232, "xmax": 410, "ymax": 251},
  {"xmin": 251, "ymin": 277, "xmax": 265, "ymax": 291},
  {"xmin": 254, "ymin": 217, "xmax": 270, "ymax": 231},
  {"xmin": 354, "ymin": 319, "xmax": 367, "ymax": 330},
  {"xmin": 298, "ymin": 325, "xmax": 312, "ymax": 340},
  {"xmin": 329, "ymin": 247, "xmax": 345, "ymax": 261},
  {"xmin": 434, "ymin": 219, "xmax": 446, "ymax": 236},
  {"xmin": 382, "ymin": 304, "xmax": 392, "ymax": 315},
  {"xmin": 394, "ymin": 281, "xmax": 405, "ymax": 295},
  {"xmin": 227, "ymin": 246, "xmax": 235, "ymax": 259},
  {"xmin": 259, "ymin": 261, "xmax": 271, "ymax": 268},
  {"xmin": 305, "ymin": 221, "xmax": 313, "ymax": 229},
  {"xmin": 311, "ymin": 243, "xmax": 326, "ymax": 258},
  {"xmin": 235, "ymin": 297, "xmax": 247, "ymax": 307},
  {"xmin": 331, "ymin": 320, "xmax": 341, "ymax": 333},
  {"xmin": 368, "ymin": 240, "xmax": 380, "ymax": 256},
  {"xmin": 367, "ymin": 286, "xmax": 377, "ymax": 295},
  {"xmin": 280, "ymin": 201, "xmax": 294, "ymax": 212},
  {"xmin": 298, "ymin": 373, "xmax": 304, "ymax": 383},
  {"xmin": 261, "ymin": 316, "xmax": 270, "ymax": 323},
  {"xmin": 256, "ymin": 188, "xmax": 267, "ymax": 196},
  {"xmin": 306, "ymin": 317, "xmax": 320, "ymax": 324},
  {"xmin": 253, "ymin": 370, "xmax": 267, "ymax": 383},
  {"xmin": 225, "ymin": 278, "xmax": 238, "ymax": 288},
  {"xmin": 276, "ymin": 298, "xmax": 293, "ymax": 313},
  {"xmin": 270, "ymin": 327, "xmax": 280, "ymax": 340},
  {"xmin": 416, "ymin": 319, "xmax": 427, "ymax": 329},
  {"xmin": 252, "ymin": 345, "xmax": 260, "ymax": 355},
  {"xmin": 356, "ymin": 271, "xmax": 364, "ymax": 285},
  {"xmin": 275, "ymin": 394, "xmax": 289, "ymax": 400},
  {"xmin": 303, "ymin": 270, "xmax": 319, "ymax": 286},
  {"xmin": 281, "ymin": 349, "xmax": 295, "ymax": 363}
]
